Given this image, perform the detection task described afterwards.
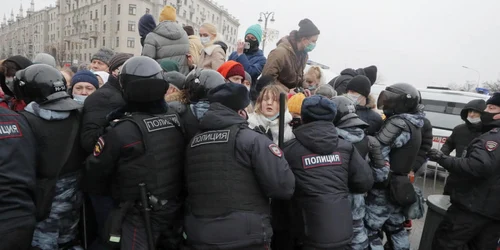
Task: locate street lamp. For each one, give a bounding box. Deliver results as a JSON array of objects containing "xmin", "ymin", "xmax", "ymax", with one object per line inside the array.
[
  {"xmin": 258, "ymin": 11, "xmax": 275, "ymax": 54},
  {"xmin": 462, "ymin": 65, "xmax": 481, "ymax": 88}
]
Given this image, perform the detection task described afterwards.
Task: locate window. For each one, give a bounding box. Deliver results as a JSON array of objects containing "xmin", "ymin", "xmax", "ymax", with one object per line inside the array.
[
  {"xmin": 422, "ymin": 99, "xmax": 466, "ymax": 130},
  {"xmin": 117, "ymin": 21, "xmax": 120, "ymax": 31},
  {"xmin": 184, "ymin": 0, "xmax": 187, "ymax": 4},
  {"xmin": 104, "ymin": 5, "xmax": 107, "ymax": 15},
  {"xmin": 127, "ymin": 37, "xmax": 135, "ymax": 48},
  {"xmin": 95, "ymin": 10, "xmax": 98, "ymax": 18},
  {"xmin": 94, "ymin": 24, "xmax": 98, "ymax": 32},
  {"xmin": 102, "ymin": 37, "xmax": 105, "ymax": 46},
  {"xmin": 164, "ymin": 0, "xmax": 167, "ymax": 6},
  {"xmin": 212, "ymin": 14, "xmax": 214, "ymax": 22},
  {"xmin": 128, "ymin": 21, "xmax": 136, "ymax": 32},
  {"xmin": 90, "ymin": 12, "xmax": 92, "ymax": 19},
  {"xmin": 89, "ymin": 25, "xmax": 92, "ymax": 31},
  {"xmin": 183, "ymin": 10, "xmax": 186, "ymax": 18},
  {"xmin": 146, "ymin": 8, "xmax": 150, "ymax": 14},
  {"xmin": 103, "ymin": 21, "xmax": 106, "ymax": 32},
  {"xmin": 116, "ymin": 37, "xmax": 119, "ymax": 47},
  {"xmin": 129, "ymin": 4, "xmax": 136, "ymax": 15},
  {"xmin": 84, "ymin": 53, "xmax": 87, "ymax": 61},
  {"xmin": 117, "ymin": 4, "xmax": 121, "ymax": 15}
]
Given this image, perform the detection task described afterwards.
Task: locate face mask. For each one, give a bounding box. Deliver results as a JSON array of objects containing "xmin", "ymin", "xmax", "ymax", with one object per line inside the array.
[
  {"xmin": 347, "ymin": 93, "xmax": 360, "ymax": 105},
  {"xmin": 467, "ymin": 117, "xmax": 481, "ymax": 124},
  {"xmin": 200, "ymin": 37, "xmax": 211, "ymax": 45},
  {"xmin": 246, "ymin": 86, "xmax": 251, "ymax": 91},
  {"xmin": 480, "ymin": 111, "xmax": 500, "ymax": 125},
  {"xmin": 244, "ymin": 39, "xmax": 259, "ymax": 52},
  {"xmin": 73, "ymin": 94, "xmax": 88, "ymax": 105},
  {"xmin": 304, "ymin": 42, "xmax": 316, "ymax": 53},
  {"xmin": 308, "ymin": 86, "xmax": 317, "ymax": 91},
  {"xmin": 266, "ymin": 113, "xmax": 279, "ymax": 121}
]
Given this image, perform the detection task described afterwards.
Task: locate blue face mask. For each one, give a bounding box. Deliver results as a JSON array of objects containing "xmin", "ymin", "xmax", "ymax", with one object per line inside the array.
[
  {"xmin": 304, "ymin": 42, "xmax": 316, "ymax": 53},
  {"xmin": 266, "ymin": 113, "xmax": 280, "ymax": 121}
]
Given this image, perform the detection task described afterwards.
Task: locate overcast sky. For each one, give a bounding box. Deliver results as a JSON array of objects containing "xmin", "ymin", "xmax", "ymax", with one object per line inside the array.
[{"xmin": 3, "ymin": 0, "xmax": 500, "ymax": 87}]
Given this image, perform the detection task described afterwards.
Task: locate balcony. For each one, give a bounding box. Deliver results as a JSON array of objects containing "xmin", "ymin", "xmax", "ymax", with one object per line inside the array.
[
  {"xmin": 80, "ymin": 32, "xmax": 89, "ymax": 40},
  {"xmin": 89, "ymin": 31, "xmax": 98, "ymax": 38}
]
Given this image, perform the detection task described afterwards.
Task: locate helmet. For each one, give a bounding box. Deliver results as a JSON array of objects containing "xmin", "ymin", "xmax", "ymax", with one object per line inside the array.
[
  {"xmin": 13, "ymin": 64, "xmax": 81, "ymax": 111},
  {"xmin": 331, "ymin": 96, "xmax": 368, "ymax": 129},
  {"xmin": 184, "ymin": 67, "xmax": 225, "ymax": 102},
  {"xmin": 377, "ymin": 83, "xmax": 419, "ymax": 116},
  {"xmin": 119, "ymin": 56, "xmax": 168, "ymax": 103}
]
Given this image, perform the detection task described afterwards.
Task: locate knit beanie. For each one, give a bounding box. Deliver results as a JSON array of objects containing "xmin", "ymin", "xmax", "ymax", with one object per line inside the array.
[
  {"xmin": 71, "ymin": 70, "xmax": 99, "ymax": 89},
  {"xmin": 159, "ymin": 6, "xmax": 176, "ymax": 22},
  {"xmin": 364, "ymin": 65, "xmax": 378, "ymax": 85},
  {"xmin": 91, "ymin": 48, "xmax": 115, "ymax": 66},
  {"xmin": 288, "ymin": 93, "xmax": 306, "ymax": 115},
  {"xmin": 217, "ymin": 61, "xmax": 245, "ymax": 80},
  {"xmin": 159, "ymin": 59, "xmax": 180, "ymax": 72},
  {"xmin": 33, "ymin": 53, "xmax": 57, "ymax": 68},
  {"xmin": 183, "ymin": 26, "xmax": 195, "ymax": 36},
  {"xmin": 108, "ymin": 53, "xmax": 133, "ymax": 73},
  {"xmin": 165, "ymin": 71, "xmax": 186, "ymax": 90},
  {"xmin": 245, "ymin": 24, "xmax": 263, "ymax": 43},
  {"xmin": 208, "ymin": 82, "xmax": 250, "ymax": 111},
  {"xmin": 297, "ymin": 18, "xmax": 320, "ymax": 38},
  {"xmin": 346, "ymin": 75, "xmax": 371, "ymax": 98},
  {"xmin": 5, "ymin": 55, "xmax": 33, "ymax": 70},
  {"xmin": 139, "ymin": 14, "xmax": 157, "ymax": 38},
  {"xmin": 301, "ymin": 95, "xmax": 337, "ymax": 124},
  {"xmin": 315, "ymin": 84, "xmax": 337, "ymax": 99},
  {"xmin": 244, "ymin": 71, "xmax": 252, "ymax": 85},
  {"xmin": 487, "ymin": 92, "xmax": 500, "ymax": 107}
]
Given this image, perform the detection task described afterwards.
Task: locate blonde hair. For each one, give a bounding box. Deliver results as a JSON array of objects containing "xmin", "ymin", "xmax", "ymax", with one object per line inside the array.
[
  {"xmin": 254, "ymin": 84, "xmax": 287, "ymax": 115},
  {"xmin": 201, "ymin": 23, "xmax": 217, "ymax": 36},
  {"xmin": 306, "ymin": 66, "xmax": 322, "ymax": 81}
]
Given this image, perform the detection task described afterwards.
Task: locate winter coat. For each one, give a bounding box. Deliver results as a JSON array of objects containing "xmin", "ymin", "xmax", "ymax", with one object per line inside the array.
[
  {"xmin": 228, "ymin": 49, "xmax": 267, "ymax": 84},
  {"xmin": 248, "ymin": 110, "xmax": 295, "ymax": 144},
  {"xmin": 356, "ymin": 95, "xmax": 383, "ymax": 136},
  {"xmin": 141, "ymin": 21, "xmax": 190, "ymax": 75},
  {"xmin": 261, "ymin": 36, "xmax": 308, "ymax": 90},
  {"xmin": 197, "ymin": 44, "xmax": 226, "ymax": 71},
  {"xmin": 413, "ymin": 117, "xmax": 433, "ymax": 172},
  {"xmin": 328, "ymin": 68, "xmax": 366, "ymax": 95},
  {"xmin": 188, "ymin": 35, "xmax": 204, "ymax": 66}
]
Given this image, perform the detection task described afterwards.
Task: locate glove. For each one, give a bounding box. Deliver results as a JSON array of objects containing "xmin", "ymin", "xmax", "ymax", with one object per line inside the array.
[
  {"xmin": 426, "ymin": 149, "xmax": 445, "ymax": 162},
  {"xmin": 253, "ymin": 125, "xmax": 273, "ymax": 141}
]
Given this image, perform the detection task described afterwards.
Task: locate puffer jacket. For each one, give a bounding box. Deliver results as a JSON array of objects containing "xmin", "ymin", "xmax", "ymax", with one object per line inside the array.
[
  {"xmin": 247, "ymin": 110, "xmax": 295, "ymax": 144},
  {"xmin": 197, "ymin": 44, "xmax": 226, "ymax": 71},
  {"xmin": 228, "ymin": 49, "xmax": 266, "ymax": 84},
  {"xmin": 141, "ymin": 21, "xmax": 190, "ymax": 75}
]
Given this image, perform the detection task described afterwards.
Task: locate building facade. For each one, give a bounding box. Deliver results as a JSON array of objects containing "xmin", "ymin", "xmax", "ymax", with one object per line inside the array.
[{"xmin": 0, "ymin": 0, "xmax": 239, "ymax": 66}]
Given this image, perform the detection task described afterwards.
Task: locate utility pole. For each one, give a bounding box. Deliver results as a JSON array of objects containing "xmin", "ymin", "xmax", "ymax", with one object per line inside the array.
[
  {"xmin": 462, "ymin": 65, "xmax": 481, "ymax": 88},
  {"xmin": 258, "ymin": 11, "xmax": 275, "ymax": 54}
]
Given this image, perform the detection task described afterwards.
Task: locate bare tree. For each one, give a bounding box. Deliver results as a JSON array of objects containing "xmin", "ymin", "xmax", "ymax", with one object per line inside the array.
[
  {"xmin": 483, "ymin": 80, "xmax": 500, "ymax": 92},
  {"xmin": 448, "ymin": 80, "xmax": 476, "ymax": 92},
  {"xmin": 55, "ymin": 43, "xmax": 67, "ymax": 68}
]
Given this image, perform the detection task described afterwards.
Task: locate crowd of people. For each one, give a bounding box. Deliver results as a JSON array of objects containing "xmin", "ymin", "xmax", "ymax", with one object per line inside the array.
[{"xmin": 0, "ymin": 5, "xmax": 499, "ymax": 250}]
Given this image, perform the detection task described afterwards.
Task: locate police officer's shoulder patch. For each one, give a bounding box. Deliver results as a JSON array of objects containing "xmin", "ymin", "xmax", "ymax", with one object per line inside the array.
[
  {"xmin": 268, "ymin": 144, "xmax": 282, "ymax": 158},
  {"xmin": 93, "ymin": 137, "xmax": 105, "ymax": 157},
  {"xmin": 0, "ymin": 120, "xmax": 22, "ymax": 139},
  {"xmin": 485, "ymin": 141, "xmax": 498, "ymax": 152}
]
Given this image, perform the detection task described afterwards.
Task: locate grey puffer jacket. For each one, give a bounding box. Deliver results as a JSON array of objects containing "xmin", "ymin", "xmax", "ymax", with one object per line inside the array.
[{"xmin": 141, "ymin": 21, "xmax": 190, "ymax": 75}]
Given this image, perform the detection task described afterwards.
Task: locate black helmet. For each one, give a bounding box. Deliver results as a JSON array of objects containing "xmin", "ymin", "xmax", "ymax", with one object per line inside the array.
[
  {"xmin": 377, "ymin": 83, "xmax": 419, "ymax": 116},
  {"xmin": 119, "ymin": 56, "xmax": 168, "ymax": 103},
  {"xmin": 331, "ymin": 96, "xmax": 368, "ymax": 129},
  {"xmin": 13, "ymin": 64, "xmax": 81, "ymax": 111},
  {"xmin": 184, "ymin": 67, "xmax": 224, "ymax": 102}
]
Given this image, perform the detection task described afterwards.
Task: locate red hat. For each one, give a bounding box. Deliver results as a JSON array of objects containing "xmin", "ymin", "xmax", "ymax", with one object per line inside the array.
[{"xmin": 217, "ymin": 60, "xmax": 245, "ymax": 80}]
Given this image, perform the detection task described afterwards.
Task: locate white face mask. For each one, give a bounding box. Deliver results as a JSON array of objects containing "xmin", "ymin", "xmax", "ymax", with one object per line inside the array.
[
  {"xmin": 246, "ymin": 86, "xmax": 250, "ymax": 91},
  {"xmin": 347, "ymin": 93, "xmax": 361, "ymax": 105},
  {"xmin": 467, "ymin": 117, "xmax": 481, "ymax": 124},
  {"xmin": 73, "ymin": 94, "xmax": 88, "ymax": 105},
  {"xmin": 200, "ymin": 37, "xmax": 211, "ymax": 45}
]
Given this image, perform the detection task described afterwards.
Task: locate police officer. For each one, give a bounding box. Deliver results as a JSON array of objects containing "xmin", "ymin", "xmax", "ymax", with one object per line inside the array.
[
  {"xmin": 331, "ymin": 96, "xmax": 384, "ymax": 250},
  {"xmin": 282, "ymin": 95, "xmax": 373, "ymax": 250},
  {"xmin": 427, "ymin": 92, "xmax": 500, "ymax": 250},
  {"xmin": 364, "ymin": 83, "xmax": 424, "ymax": 250},
  {"xmin": 184, "ymin": 83, "xmax": 295, "ymax": 249},
  {"xmin": 0, "ymin": 107, "xmax": 37, "ymax": 250},
  {"xmin": 11, "ymin": 64, "xmax": 85, "ymax": 250},
  {"xmin": 86, "ymin": 56, "xmax": 185, "ymax": 250}
]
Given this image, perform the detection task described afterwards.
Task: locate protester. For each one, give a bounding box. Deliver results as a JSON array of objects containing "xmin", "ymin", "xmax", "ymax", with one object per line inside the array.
[
  {"xmin": 141, "ymin": 6, "xmax": 190, "ymax": 75},
  {"xmin": 315, "ymin": 84, "xmax": 337, "ymax": 99},
  {"xmin": 138, "ymin": 13, "xmax": 156, "ymax": 47},
  {"xmin": 262, "ymin": 18, "xmax": 320, "ymax": 92},
  {"xmin": 86, "ymin": 56, "xmax": 185, "ymax": 250},
  {"xmin": 108, "ymin": 52, "xmax": 132, "ymax": 77},
  {"xmin": 164, "ymin": 71, "xmax": 186, "ymax": 102},
  {"xmin": 217, "ymin": 60, "xmax": 245, "ymax": 84},
  {"xmin": 70, "ymin": 70, "xmax": 99, "ymax": 104},
  {"xmin": 93, "ymin": 71, "xmax": 109, "ymax": 87},
  {"xmin": 427, "ymin": 92, "xmax": 500, "ymax": 250},
  {"xmin": 282, "ymin": 95, "xmax": 373, "ymax": 250},
  {"xmin": 250, "ymin": 75, "xmax": 274, "ymax": 104},
  {"xmin": 243, "ymin": 71, "xmax": 252, "ymax": 90},
  {"xmin": 345, "ymin": 75, "xmax": 383, "ymax": 136},
  {"xmin": 0, "ymin": 106, "xmax": 37, "ymax": 250},
  {"xmin": 12, "ymin": 64, "xmax": 84, "ymax": 250},
  {"xmin": 197, "ymin": 23, "xmax": 226, "ymax": 70},
  {"xmin": 303, "ymin": 66, "xmax": 325, "ymax": 91},
  {"xmin": 329, "ymin": 65, "xmax": 377, "ymax": 95},
  {"xmin": 0, "ymin": 55, "xmax": 32, "ymax": 111},
  {"xmin": 60, "ymin": 67, "xmax": 74, "ymax": 89},
  {"xmin": 183, "ymin": 25, "xmax": 204, "ymax": 67},
  {"xmin": 33, "ymin": 53, "xmax": 57, "ymax": 68},
  {"xmin": 228, "ymin": 24, "xmax": 266, "ymax": 84},
  {"xmin": 159, "ymin": 59, "xmax": 180, "ymax": 72},
  {"xmin": 248, "ymin": 84, "xmax": 294, "ymax": 144},
  {"xmin": 90, "ymin": 48, "xmax": 115, "ymax": 72},
  {"xmin": 287, "ymin": 92, "xmax": 306, "ymax": 129},
  {"xmin": 183, "ymin": 82, "xmax": 295, "ymax": 249}
]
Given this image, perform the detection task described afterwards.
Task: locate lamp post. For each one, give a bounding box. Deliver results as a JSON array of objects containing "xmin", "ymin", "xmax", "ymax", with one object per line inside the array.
[
  {"xmin": 258, "ymin": 11, "xmax": 275, "ymax": 54},
  {"xmin": 462, "ymin": 65, "xmax": 481, "ymax": 88}
]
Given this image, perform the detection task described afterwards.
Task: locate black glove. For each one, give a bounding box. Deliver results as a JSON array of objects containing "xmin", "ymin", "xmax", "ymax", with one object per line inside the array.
[
  {"xmin": 253, "ymin": 125, "xmax": 273, "ymax": 141},
  {"xmin": 427, "ymin": 149, "xmax": 445, "ymax": 162}
]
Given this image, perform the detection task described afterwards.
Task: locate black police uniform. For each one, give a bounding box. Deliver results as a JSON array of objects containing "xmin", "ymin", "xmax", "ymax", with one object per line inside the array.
[
  {"xmin": 0, "ymin": 107, "xmax": 37, "ymax": 250},
  {"xmin": 86, "ymin": 56, "xmax": 186, "ymax": 250},
  {"xmin": 184, "ymin": 102, "xmax": 295, "ymax": 250},
  {"xmin": 430, "ymin": 120, "xmax": 500, "ymax": 250}
]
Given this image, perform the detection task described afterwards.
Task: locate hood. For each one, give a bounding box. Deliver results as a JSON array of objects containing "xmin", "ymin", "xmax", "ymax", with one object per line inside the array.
[
  {"xmin": 276, "ymin": 36, "xmax": 296, "ymax": 55},
  {"xmin": 139, "ymin": 14, "xmax": 157, "ymax": 38},
  {"xmin": 199, "ymin": 102, "xmax": 248, "ymax": 130},
  {"xmin": 152, "ymin": 21, "xmax": 185, "ymax": 40},
  {"xmin": 460, "ymin": 99, "xmax": 487, "ymax": 122},
  {"xmin": 189, "ymin": 35, "xmax": 201, "ymax": 42},
  {"xmin": 340, "ymin": 68, "xmax": 359, "ymax": 77},
  {"xmin": 398, "ymin": 112, "xmax": 425, "ymax": 128},
  {"xmin": 365, "ymin": 94, "xmax": 377, "ymax": 109},
  {"xmin": 294, "ymin": 121, "xmax": 339, "ymax": 155},
  {"xmin": 336, "ymin": 127, "xmax": 365, "ymax": 143},
  {"xmin": 336, "ymin": 113, "xmax": 369, "ymax": 129}
]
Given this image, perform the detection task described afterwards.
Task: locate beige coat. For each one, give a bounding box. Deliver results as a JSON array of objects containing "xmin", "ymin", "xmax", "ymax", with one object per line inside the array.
[
  {"xmin": 188, "ymin": 35, "xmax": 204, "ymax": 66},
  {"xmin": 197, "ymin": 44, "xmax": 226, "ymax": 71}
]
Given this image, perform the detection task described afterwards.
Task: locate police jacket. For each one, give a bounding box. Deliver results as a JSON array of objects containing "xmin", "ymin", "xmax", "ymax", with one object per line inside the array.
[
  {"xmin": 184, "ymin": 103, "xmax": 295, "ymax": 250},
  {"xmin": 356, "ymin": 105, "xmax": 383, "ymax": 136},
  {"xmin": 283, "ymin": 121, "xmax": 374, "ymax": 249},
  {"xmin": 0, "ymin": 107, "xmax": 37, "ymax": 233},
  {"xmin": 85, "ymin": 105, "xmax": 185, "ymax": 228},
  {"xmin": 168, "ymin": 101, "xmax": 200, "ymax": 142},
  {"xmin": 435, "ymin": 120, "xmax": 500, "ymax": 220}
]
